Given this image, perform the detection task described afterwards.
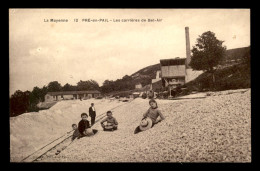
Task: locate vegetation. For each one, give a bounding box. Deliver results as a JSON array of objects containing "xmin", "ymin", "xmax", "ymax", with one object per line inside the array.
[
  {"xmin": 10, "ymin": 79, "xmax": 101, "ymax": 117},
  {"xmin": 47, "ymin": 81, "xmax": 62, "ymax": 92},
  {"xmin": 10, "ymin": 45, "xmax": 250, "ymax": 117},
  {"xmin": 101, "ymin": 75, "xmax": 135, "ymax": 94},
  {"xmin": 62, "ymin": 83, "xmax": 77, "ymax": 91},
  {"xmin": 10, "ymin": 90, "xmax": 31, "ymax": 117},
  {"xmin": 77, "ymin": 80, "xmax": 100, "ymax": 91},
  {"xmin": 189, "ymin": 31, "xmax": 227, "ymax": 89},
  {"xmin": 100, "ymin": 64, "xmax": 161, "ymax": 94},
  {"xmin": 181, "ymin": 63, "xmax": 250, "ymax": 92}
]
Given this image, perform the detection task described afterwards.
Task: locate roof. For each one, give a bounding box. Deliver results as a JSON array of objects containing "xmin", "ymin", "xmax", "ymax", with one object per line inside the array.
[
  {"xmin": 160, "ymin": 58, "xmax": 186, "ymax": 66},
  {"xmin": 46, "ymin": 90, "xmax": 101, "ymax": 96}
]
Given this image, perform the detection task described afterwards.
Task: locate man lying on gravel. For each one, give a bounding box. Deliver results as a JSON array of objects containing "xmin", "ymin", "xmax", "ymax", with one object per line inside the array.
[
  {"xmin": 101, "ymin": 111, "xmax": 118, "ymax": 131},
  {"xmin": 78, "ymin": 113, "xmax": 98, "ymax": 138},
  {"xmin": 134, "ymin": 99, "xmax": 165, "ymax": 134}
]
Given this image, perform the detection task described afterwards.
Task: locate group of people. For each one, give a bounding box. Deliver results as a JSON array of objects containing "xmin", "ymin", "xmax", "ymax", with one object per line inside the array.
[{"xmin": 71, "ymin": 99, "xmax": 165, "ymax": 141}]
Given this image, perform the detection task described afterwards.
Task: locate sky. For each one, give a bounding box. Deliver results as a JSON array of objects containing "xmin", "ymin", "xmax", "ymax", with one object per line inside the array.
[{"xmin": 9, "ymin": 9, "xmax": 250, "ymax": 95}]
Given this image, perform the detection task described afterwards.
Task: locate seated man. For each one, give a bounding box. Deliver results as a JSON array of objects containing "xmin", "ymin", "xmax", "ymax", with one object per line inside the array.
[{"xmin": 101, "ymin": 111, "xmax": 118, "ymax": 131}]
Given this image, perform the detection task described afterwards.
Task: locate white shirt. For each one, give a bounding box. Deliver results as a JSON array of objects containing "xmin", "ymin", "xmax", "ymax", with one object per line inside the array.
[{"xmin": 92, "ymin": 107, "xmax": 95, "ymax": 111}]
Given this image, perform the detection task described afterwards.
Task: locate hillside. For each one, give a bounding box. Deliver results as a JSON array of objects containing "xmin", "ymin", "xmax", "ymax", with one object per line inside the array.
[
  {"xmin": 224, "ymin": 46, "xmax": 250, "ymax": 62},
  {"xmin": 182, "ymin": 62, "xmax": 250, "ymax": 92},
  {"xmin": 130, "ymin": 63, "xmax": 161, "ymax": 86},
  {"xmin": 128, "ymin": 46, "xmax": 250, "ymax": 88}
]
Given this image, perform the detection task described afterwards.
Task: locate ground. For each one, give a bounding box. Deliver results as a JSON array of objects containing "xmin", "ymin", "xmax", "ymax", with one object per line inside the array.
[{"xmin": 10, "ymin": 89, "xmax": 251, "ymax": 162}]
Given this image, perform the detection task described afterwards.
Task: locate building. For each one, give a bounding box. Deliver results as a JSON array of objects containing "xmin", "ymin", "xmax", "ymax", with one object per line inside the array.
[
  {"xmin": 184, "ymin": 27, "xmax": 203, "ymax": 83},
  {"xmin": 151, "ymin": 70, "xmax": 162, "ymax": 92},
  {"xmin": 135, "ymin": 83, "xmax": 142, "ymax": 89},
  {"xmin": 45, "ymin": 90, "xmax": 101, "ymax": 102},
  {"xmin": 158, "ymin": 27, "xmax": 203, "ymax": 97},
  {"xmin": 152, "ymin": 70, "xmax": 162, "ymax": 84},
  {"xmin": 160, "ymin": 58, "xmax": 186, "ymax": 89}
]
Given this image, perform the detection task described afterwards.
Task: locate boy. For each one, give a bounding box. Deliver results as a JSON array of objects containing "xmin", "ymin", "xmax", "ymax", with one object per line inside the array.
[
  {"xmin": 56, "ymin": 124, "xmax": 80, "ymax": 155},
  {"xmin": 101, "ymin": 111, "xmax": 118, "ymax": 131},
  {"xmin": 78, "ymin": 113, "xmax": 98, "ymax": 138},
  {"xmin": 71, "ymin": 124, "xmax": 80, "ymax": 140},
  {"xmin": 89, "ymin": 103, "xmax": 96, "ymax": 126}
]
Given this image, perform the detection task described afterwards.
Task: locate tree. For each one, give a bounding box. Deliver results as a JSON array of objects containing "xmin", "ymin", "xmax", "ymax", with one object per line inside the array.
[
  {"xmin": 77, "ymin": 80, "xmax": 90, "ymax": 91},
  {"xmin": 190, "ymin": 31, "xmax": 226, "ymax": 89},
  {"xmin": 40, "ymin": 86, "xmax": 48, "ymax": 102},
  {"xmin": 122, "ymin": 75, "xmax": 132, "ymax": 81},
  {"xmin": 77, "ymin": 80, "xmax": 100, "ymax": 91},
  {"xmin": 10, "ymin": 90, "xmax": 31, "ymax": 116},
  {"xmin": 30, "ymin": 86, "xmax": 41, "ymax": 104},
  {"xmin": 62, "ymin": 83, "xmax": 76, "ymax": 91},
  {"xmin": 101, "ymin": 80, "xmax": 114, "ymax": 93},
  {"xmin": 88, "ymin": 79, "xmax": 100, "ymax": 90},
  {"xmin": 47, "ymin": 81, "xmax": 62, "ymax": 92}
]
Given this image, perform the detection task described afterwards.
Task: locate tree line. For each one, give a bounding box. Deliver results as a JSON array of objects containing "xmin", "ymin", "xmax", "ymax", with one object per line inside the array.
[
  {"xmin": 10, "ymin": 31, "xmax": 250, "ymax": 117},
  {"xmin": 101, "ymin": 75, "xmax": 136, "ymax": 94},
  {"xmin": 10, "ymin": 80, "xmax": 100, "ymax": 117},
  {"xmin": 10, "ymin": 76, "xmax": 137, "ymax": 117}
]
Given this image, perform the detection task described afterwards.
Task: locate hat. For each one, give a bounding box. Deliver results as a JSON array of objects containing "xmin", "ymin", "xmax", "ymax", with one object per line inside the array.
[
  {"xmin": 139, "ymin": 117, "xmax": 153, "ymax": 131},
  {"xmin": 84, "ymin": 128, "xmax": 94, "ymax": 136}
]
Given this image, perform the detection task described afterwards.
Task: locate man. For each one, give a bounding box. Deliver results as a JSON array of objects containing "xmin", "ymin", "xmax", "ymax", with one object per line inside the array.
[{"xmin": 89, "ymin": 103, "xmax": 96, "ymax": 126}]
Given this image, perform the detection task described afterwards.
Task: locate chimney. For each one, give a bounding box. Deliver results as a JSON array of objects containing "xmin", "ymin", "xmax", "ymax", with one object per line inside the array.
[{"xmin": 185, "ymin": 27, "xmax": 191, "ymax": 68}]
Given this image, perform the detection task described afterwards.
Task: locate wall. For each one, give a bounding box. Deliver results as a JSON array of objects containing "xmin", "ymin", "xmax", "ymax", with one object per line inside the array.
[
  {"xmin": 185, "ymin": 69, "xmax": 204, "ymax": 83},
  {"xmin": 151, "ymin": 80, "xmax": 162, "ymax": 91},
  {"xmin": 152, "ymin": 71, "xmax": 161, "ymax": 83},
  {"xmin": 45, "ymin": 94, "xmax": 54, "ymax": 102},
  {"xmin": 63, "ymin": 95, "xmax": 74, "ymax": 100},
  {"xmin": 161, "ymin": 65, "xmax": 186, "ymax": 77},
  {"xmin": 135, "ymin": 84, "xmax": 142, "ymax": 89},
  {"xmin": 87, "ymin": 94, "xmax": 92, "ymax": 98},
  {"xmin": 93, "ymin": 93, "xmax": 100, "ymax": 98}
]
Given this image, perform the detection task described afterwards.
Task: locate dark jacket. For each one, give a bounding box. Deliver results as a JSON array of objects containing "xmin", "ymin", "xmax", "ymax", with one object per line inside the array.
[
  {"xmin": 89, "ymin": 107, "xmax": 96, "ymax": 117},
  {"xmin": 78, "ymin": 120, "xmax": 90, "ymax": 135}
]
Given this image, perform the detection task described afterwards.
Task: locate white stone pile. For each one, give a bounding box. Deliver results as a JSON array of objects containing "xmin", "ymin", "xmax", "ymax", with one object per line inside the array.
[
  {"xmin": 40, "ymin": 88, "xmax": 251, "ymax": 162},
  {"xmin": 10, "ymin": 99, "xmax": 125, "ymax": 162}
]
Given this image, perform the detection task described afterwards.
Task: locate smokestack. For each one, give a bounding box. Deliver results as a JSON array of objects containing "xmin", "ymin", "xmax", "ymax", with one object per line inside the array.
[{"xmin": 185, "ymin": 27, "xmax": 191, "ymax": 68}]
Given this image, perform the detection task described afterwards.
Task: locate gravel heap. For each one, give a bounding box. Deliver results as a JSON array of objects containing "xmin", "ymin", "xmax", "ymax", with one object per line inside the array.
[
  {"xmin": 40, "ymin": 88, "xmax": 251, "ymax": 162},
  {"xmin": 10, "ymin": 99, "xmax": 125, "ymax": 162}
]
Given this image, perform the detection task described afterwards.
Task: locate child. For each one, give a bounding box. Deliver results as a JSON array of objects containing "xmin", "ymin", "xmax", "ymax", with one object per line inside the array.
[
  {"xmin": 71, "ymin": 124, "xmax": 80, "ymax": 140},
  {"xmin": 101, "ymin": 111, "xmax": 118, "ymax": 131},
  {"xmin": 55, "ymin": 124, "xmax": 80, "ymax": 155},
  {"xmin": 134, "ymin": 99, "xmax": 165, "ymax": 134},
  {"xmin": 78, "ymin": 113, "xmax": 98, "ymax": 138}
]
